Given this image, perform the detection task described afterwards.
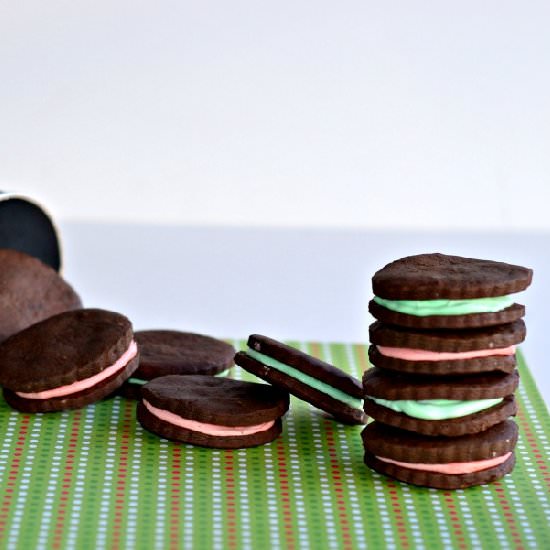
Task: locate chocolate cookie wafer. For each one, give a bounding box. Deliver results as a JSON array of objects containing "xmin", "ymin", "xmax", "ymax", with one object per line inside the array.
[
  {"xmin": 369, "ymin": 320, "xmax": 525, "ymax": 376},
  {"xmin": 362, "ymin": 420, "xmax": 518, "ymax": 489},
  {"xmin": 363, "ymin": 367, "xmax": 518, "ymax": 436},
  {"xmin": 119, "ymin": 330, "xmax": 235, "ymax": 399},
  {"xmin": 0, "ymin": 309, "xmax": 139, "ymax": 412},
  {"xmin": 235, "ymin": 334, "xmax": 366, "ymax": 424},
  {"xmin": 137, "ymin": 375, "xmax": 289, "ymax": 449},
  {"xmin": 0, "ymin": 248, "xmax": 82, "ymax": 342},
  {"xmin": 369, "ymin": 253, "xmax": 532, "ymax": 329}
]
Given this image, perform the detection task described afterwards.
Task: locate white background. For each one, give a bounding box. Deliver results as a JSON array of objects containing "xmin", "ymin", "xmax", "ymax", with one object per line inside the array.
[
  {"xmin": 0, "ymin": 3, "xmax": 548, "ymax": 403},
  {"xmin": 1, "ymin": 1, "xmax": 549, "ymax": 228}
]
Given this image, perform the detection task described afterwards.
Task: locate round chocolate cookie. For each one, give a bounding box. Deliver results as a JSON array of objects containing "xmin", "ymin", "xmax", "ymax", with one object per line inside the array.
[
  {"xmin": 363, "ymin": 367, "xmax": 518, "ymax": 436},
  {"xmin": 0, "ymin": 309, "xmax": 139, "ymax": 412},
  {"xmin": 362, "ymin": 420, "xmax": 518, "ymax": 489},
  {"xmin": 369, "ymin": 320, "xmax": 525, "ymax": 376},
  {"xmin": 137, "ymin": 375, "xmax": 290, "ymax": 449},
  {"xmin": 0, "ymin": 248, "xmax": 82, "ymax": 342},
  {"xmin": 235, "ymin": 334, "xmax": 366, "ymax": 425},
  {"xmin": 369, "ymin": 253, "xmax": 532, "ymax": 329},
  {"xmin": 118, "ymin": 330, "xmax": 235, "ymax": 399}
]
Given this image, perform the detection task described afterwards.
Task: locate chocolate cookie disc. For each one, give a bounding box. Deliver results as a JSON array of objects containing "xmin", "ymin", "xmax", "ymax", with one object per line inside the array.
[
  {"xmin": 138, "ymin": 375, "xmax": 289, "ymax": 449},
  {"xmin": 362, "ymin": 420, "xmax": 518, "ymax": 489},
  {"xmin": 369, "ymin": 321, "xmax": 524, "ymax": 376},
  {"xmin": 0, "ymin": 249, "xmax": 82, "ymax": 342},
  {"xmin": 118, "ymin": 330, "xmax": 235, "ymax": 399},
  {"xmin": 370, "ymin": 253, "xmax": 532, "ymax": 329},
  {"xmin": 235, "ymin": 334, "xmax": 366, "ymax": 425},
  {"xmin": 363, "ymin": 367, "xmax": 518, "ymax": 436},
  {"xmin": 0, "ymin": 309, "xmax": 138, "ymax": 412}
]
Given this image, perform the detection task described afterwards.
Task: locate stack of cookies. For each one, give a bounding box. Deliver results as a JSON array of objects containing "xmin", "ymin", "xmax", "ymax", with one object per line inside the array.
[{"xmin": 362, "ymin": 253, "xmax": 532, "ymax": 489}]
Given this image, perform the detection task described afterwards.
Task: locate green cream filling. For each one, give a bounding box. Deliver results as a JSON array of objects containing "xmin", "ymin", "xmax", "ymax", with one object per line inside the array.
[
  {"xmin": 369, "ymin": 397, "xmax": 503, "ymax": 420},
  {"xmin": 128, "ymin": 377, "xmax": 147, "ymax": 385},
  {"xmin": 373, "ymin": 295, "xmax": 514, "ymax": 317},
  {"xmin": 215, "ymin": 369, "xmax": 231, "ymax": 378},
  {"xmin": 246, "ymin": 349, "xmax": 362, "ymax": 409},
  {"xmin": 128, "ymin": 369, "xmax": 230, "ymax": 386}
]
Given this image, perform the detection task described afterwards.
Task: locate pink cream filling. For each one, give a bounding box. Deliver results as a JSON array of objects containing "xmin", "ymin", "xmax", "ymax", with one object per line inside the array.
[
  {"xmin": 16, "ymin": 340, "xmax": 138, "ymax": 400},
  {"xmin": 377, "ymin": 345, "xmax": 516, "ymax": 362},
  {"xmin": 143, "ymin": 399, "xmax": 275, "ymax": 437},
  {"xmin": 376, "ymin": 451, "xmax": 512, "ymax": 475}
]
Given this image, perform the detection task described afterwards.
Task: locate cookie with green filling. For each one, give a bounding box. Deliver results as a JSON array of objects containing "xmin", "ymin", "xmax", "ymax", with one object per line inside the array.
[
  {"xmin": 118, "ymin": 330, "xmax": 234, "ymax": 399},
  {"xmin": 362, "ymin": 367, "xmax": 518, "ymax": 436},
  {"xmin": 369, "ymin": 253, "xmax": 532, "ymax": 329},
  {"xmin": 234, "ymin": 334, "xmax": 366, "ymax": 424}
]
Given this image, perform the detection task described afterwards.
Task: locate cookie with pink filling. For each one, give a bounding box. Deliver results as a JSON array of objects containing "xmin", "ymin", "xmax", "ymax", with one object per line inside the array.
[
  {"xmin": 369, "ymin": 320, "xmax": 525, "ymax": 376},
  {"xmin": 362, "ymin": 420, "xmax": 518, "ymax": 489},
  {"xmin": 0, "ymin": 308, "xmax": 139, "ymax": 412},
  {"xmin": 137, "ymin": 375, "xmax": 289, "ymax": 448}
]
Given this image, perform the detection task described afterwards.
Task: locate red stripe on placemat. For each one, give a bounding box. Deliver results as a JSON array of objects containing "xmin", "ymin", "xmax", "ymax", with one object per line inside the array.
[
  {"xmin": 110, "ymin": 403, "xmax": 133, "ymax": 550},
  {"xmin": 386, "ymin": 480, "xmax": 411, "ymax": 549},
  {"xmin": 223, "ymin": 451, "xmax": 238, "ymax": 550},
  {"xmin": 275, "ymin": 436, "xmax": 296, "ymax": 550},
  {"xmin": 516, "ymin": 404, "xmax": 550, "ymax": 490},
  {"xmin": 309, "ymin": 343, "xmax": 354, "ymax": 550},
  {"xmin": 491, "ymin": 482, "xmax": 525, "ymax": 549},
  {"xmin": 0, "ymin": 414, "xmax": 30, "ymax": 539},
  {"xmin": 323, "ymin": 418, "xmax": 355, "ymax": 550},
  {"xmin": 169, "ymin": 446, "xmax": 182, "ymax": 550},
  {"xmin": 442, "ymin": 492, "xmax": 468, "ymax": 550},
  {"xmin": 51, "ymin": 411, "xmax": 82, "ymax": 549}
]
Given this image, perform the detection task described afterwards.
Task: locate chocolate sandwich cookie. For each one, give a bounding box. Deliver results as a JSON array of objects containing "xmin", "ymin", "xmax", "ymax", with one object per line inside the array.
[
  {"xmin": 234, "ymin": 334, "xmax": 366, "ymax": 424},
  {"xmin": 119, "ymin": 330, "xmax": 235, "ymax": 399},
  {"xmin": 362, "ymin": 420, "xmax": 518, "ymax": 489},
  {"xmin": 137, "ymin": 375, "xmax": 289, "ymax": 449},
  {"xmin": 0, "ymin": 309, "xmax": 139, "ymax": 412},
  {"xmin": 0, "ymin": 249, "xmax": 82, "ymax": 342},
  {"xmin": 369, "ymin": 320, "xmax": 525, "ymax": 376},
  {"xmin": 363, "ymin": 367, "xmax": 518, "ymax": 436},
  {"xmin": 369, "ymin": 253, "xmax": 532, "ymax": 329}
]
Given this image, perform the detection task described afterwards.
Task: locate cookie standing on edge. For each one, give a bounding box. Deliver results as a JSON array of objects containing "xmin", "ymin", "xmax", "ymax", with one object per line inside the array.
[
  {"xmin": 137, "ymin": 375, "xmax": 289, "ymax": 449},
  {"xmin": 0, "ymin": 309, "xmax": 139, "ymax": 412},
  {"xmin": 0, "ymin": 248, "xmax": 82, "ymax": 342},
  {"xmin": 369, "ymin": 253, "xmax": 533, "ymax": 329},
  {"xmin": 234, "ymin": 334, "xmax": 366, "ymax": 424},
  {"xmin": 362, "ymin": 420, "xmax": 518, "ymax": 489},
  {"xmin": 119, "ymin": 330, "xmax": 235, "ymax": 399},
  {"xmin": 369, "ymin": 320, "xmax": 525, "ymax": 376}
]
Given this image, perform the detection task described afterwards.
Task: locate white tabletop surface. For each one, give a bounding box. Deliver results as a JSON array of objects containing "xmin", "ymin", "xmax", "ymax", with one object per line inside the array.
[{"xmin": 60, "ymin": 221, "xmax": 549, "ymax": 406}]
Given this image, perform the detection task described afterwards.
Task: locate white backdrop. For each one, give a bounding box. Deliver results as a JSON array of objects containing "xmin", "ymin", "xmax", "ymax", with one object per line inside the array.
[{"xmin": 1, "ymin": 1, "xmax": 549, "ymax": 229}]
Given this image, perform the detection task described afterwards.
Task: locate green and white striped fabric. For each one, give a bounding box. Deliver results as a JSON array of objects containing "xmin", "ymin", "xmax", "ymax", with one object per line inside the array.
[{"xmin": 0, "ymin": 343, "xmax": 548, "ymax": 549}]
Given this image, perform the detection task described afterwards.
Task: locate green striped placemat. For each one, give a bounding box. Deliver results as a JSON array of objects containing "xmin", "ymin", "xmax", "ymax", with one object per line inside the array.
[{"xmin": 0, "ymin": 343, "xmax": 549, "ymax": 549}]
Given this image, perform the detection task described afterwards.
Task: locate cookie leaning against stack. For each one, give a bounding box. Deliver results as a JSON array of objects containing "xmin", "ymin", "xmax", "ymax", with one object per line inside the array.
[
  {"xmin": 235, "ymin": 334, "xmax": 366, "ymax": 424},
  {"xmin": 363, "ymin": 253, "xmax": 532, "ymax": 489}
]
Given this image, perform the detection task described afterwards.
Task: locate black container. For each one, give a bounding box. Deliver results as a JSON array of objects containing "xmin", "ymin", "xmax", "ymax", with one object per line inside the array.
[{"xmin": 0, "ymin": 192, "xmax": 61, "ymax": 271}]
